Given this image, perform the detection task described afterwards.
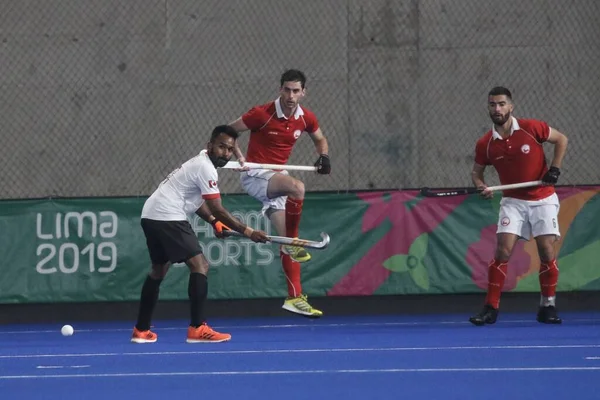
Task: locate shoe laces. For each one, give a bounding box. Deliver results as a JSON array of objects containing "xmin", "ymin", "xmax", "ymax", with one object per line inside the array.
[
  {"xmin": 189, "ymin": 324, "xmax": 216, "ymax": 339},
  {"xmin": 284, "ymin": 245, "xmax": 307, "ymax": 257},
  {"xmin": 292, "ymin": 294, "xmax": 313, "ymax": 312},
  {"xmin": 135, "ymin": 329, "xmax": 155, "ymax": 339}
]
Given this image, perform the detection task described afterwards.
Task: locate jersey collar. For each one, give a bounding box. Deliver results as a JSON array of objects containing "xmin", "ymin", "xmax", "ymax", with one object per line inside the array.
[
  {"xmin": 275, "ymin": 97, "xmax": 304, "ymax": 120},
  {"xmin": 492, "ymin": 117, "xmax": 520, "ymax": 140}
]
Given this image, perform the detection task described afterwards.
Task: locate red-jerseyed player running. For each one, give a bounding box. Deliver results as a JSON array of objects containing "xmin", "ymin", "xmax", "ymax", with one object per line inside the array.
[
  {"xmin": 469, "ymin": 86, "xmax": 568, "ymax": 326},
  {"xmin": 229, "ymin": 69, "xmax": 330, "ymax": 318}
]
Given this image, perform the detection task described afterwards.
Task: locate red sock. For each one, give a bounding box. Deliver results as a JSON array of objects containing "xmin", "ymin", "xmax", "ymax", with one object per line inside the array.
[
  {"xmin": 539, "ymin": 259, "xmax": 559, "ymax": 297},
  {"xmin": 285, "ymin": 198, "xmax": 304, "ymax": 238},
  {"xmin": 485, "ymin": 259, "xmax": 508, "ymax": 309},
  {"xmin": 281, "ymin": 252, "xmax": 301, "ymax": 297}
]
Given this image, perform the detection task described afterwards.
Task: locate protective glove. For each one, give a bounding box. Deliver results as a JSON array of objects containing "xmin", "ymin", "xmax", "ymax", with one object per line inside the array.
[
  {"xmin": 542, "ymin": 166, "xmax": 560, "ymax": 184},
  {"xmin": 314, "ymin": 154, "xmax": 331, "ymax": 175},
  {"xmin": 211, "ymin": 220, "xmax": 231, "ymax": 239}
]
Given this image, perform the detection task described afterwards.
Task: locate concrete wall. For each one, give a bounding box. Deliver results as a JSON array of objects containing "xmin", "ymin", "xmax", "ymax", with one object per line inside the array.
[{"xmin": 0, "ymin": 0, "xmax": 598, "ymax": 198}]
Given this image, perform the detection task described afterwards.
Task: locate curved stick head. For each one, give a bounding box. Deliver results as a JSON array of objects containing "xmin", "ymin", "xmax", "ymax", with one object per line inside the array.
[{"xmin": 318, "ymin": 232, "xmax": 331, "ymax": 249}]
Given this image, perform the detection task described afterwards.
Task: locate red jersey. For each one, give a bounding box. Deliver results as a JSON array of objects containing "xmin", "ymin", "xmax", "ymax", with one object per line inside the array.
[
  {"xmin": 474, "ymin": 117, "xmax": 554, "ymax": 200},
  {"xmin": 242, "ymin": 99, "xmax": 319, "ymax": 164}
]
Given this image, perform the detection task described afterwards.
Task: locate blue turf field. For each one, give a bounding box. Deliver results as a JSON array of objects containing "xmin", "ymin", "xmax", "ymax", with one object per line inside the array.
[{"xmin": 1, "ymin": 313, "xmax": 600, "ymax": 399}]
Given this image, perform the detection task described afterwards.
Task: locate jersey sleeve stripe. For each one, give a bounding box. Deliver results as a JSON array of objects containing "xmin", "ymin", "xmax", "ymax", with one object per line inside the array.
[{"xmin": 202, "ymin": 193, "xmax": 221, "ymax": 200}]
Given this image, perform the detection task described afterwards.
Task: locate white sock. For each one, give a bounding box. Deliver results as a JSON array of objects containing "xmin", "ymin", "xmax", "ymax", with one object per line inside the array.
[{"xmin": 541, "ymin": 295, "xmax": 556, "ymax": 307}]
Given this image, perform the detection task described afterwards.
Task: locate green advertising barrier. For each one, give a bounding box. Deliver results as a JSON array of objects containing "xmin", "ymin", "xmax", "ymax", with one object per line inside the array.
[{"xmin": 1, "ymin": 187, "xmax": 599, "ymax": 304}]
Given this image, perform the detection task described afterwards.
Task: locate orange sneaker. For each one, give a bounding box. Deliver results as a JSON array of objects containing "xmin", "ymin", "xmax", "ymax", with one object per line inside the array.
[
  {"xmin": 131, "ymin": 327, "xmax": 158, "ymax": 343},
  {"xmin": 186, "ymin": 323, "xmax": 231, "ymax": 343}
]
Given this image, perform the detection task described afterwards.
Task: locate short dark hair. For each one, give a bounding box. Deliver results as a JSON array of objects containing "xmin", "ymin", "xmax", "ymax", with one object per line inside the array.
[
  {"xmin": 210, "ymin": 125, "xmax": 238, "ymax": 142},
  {"xmin": 280, "ymin": 69, "xmax": 307, "ymax": 88},
  {"xmin": 488, "ymin": 86, "xmax": 512, "ymax": 100}
]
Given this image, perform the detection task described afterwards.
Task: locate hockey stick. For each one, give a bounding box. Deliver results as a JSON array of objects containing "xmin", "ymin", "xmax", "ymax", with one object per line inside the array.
[
  {"xmin": 420, "ymin": 180, "xmax": 543, "ymax": 198},
  {"xmin": 222, "ymin": 161, "xmax": 317, "ymax": 172},
  {"xmin": 223, "ymin": 230, "xmax": 331, "ymax": 249}
]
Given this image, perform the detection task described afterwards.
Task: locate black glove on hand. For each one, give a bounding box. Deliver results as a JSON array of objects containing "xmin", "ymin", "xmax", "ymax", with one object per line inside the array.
[
  {"xmin": 542, "ymin": 166, "xmax": 561, "ymax": 184},
  {"xmin": 314, "ymin": 154, "xmax": 331, "ymax": 175}
]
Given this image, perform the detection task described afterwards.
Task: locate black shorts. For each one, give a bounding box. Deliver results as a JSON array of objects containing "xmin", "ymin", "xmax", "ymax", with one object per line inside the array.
[{"xmin": 140, "ymin": 218, "xmax": 203, "ymax": 265}]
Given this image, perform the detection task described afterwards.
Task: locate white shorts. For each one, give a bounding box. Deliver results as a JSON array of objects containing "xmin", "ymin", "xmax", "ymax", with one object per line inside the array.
[
  {"xmin": 497, "ymin": 193, "xmax": 561, "ymax": 240},
  {"xmin": 240, "ymin": 169, "xmax": 288, "ymax": 214}
]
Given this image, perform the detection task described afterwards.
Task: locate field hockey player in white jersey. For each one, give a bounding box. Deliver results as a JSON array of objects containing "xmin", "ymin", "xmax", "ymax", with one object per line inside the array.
[{"xmin": 131, "ymin": 125, "xmax": 268, "ymax": 344}]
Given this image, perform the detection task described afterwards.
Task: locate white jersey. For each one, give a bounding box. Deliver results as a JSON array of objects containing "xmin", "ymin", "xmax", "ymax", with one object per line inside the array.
[{"xmin": 142, "ymin": 150, "xmax": 220, "ymax": 221}]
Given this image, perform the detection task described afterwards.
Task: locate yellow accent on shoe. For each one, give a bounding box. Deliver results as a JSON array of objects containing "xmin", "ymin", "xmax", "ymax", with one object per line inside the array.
[
  {"xmin": 282, "ymin": 294, "xmax": 323, "ymax": 318},
  {"xmin": 282, "ymin": 243, "xmax": 312, "ymax": 263}
]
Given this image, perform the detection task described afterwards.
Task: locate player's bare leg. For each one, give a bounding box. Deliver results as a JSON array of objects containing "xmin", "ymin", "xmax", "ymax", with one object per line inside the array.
[
  {"xmin": 267, "ymin": 173, "xmax": 311, "ymax": 263},
  {"xmin": 132, "ymin": 262, "xmax": 170, "ymax": 343},
  {"xmin": 535, "ymin": 234, "xmax": 562, "ymax": 324},
  {"xmin": 469, "ymin": 233, "xmax": 519, "ymax": 326},
  {"xmin": 267, "ymin": 208, "xmax": 322, "ymax": 318},
  {"xmin": 185, "ymin": 254, "xmax": 231, "ymax": 342}
]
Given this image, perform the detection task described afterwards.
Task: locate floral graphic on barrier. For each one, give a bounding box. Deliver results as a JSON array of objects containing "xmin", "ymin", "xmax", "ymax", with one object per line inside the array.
[
  {"xmin": 382, "ymin": 233, "xmax": 430, "ymax": 290},
  {"xmin": 328, "ymin": 186, "xmax": 600, "ymax": 297},
  {"xmin": 328, "ymin": 191, "xmax": 466, "ymax": 295}
]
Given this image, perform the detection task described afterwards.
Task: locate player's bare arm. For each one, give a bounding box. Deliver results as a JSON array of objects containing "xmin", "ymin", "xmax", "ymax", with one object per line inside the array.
[
  {"xmin": 204, "ymin": 197, "xmax": 268, "ymax": 243},
  {"xmin": 309, "ymin": 128, "xmax": 331, "ymax": 174},
  {"xmin": 228, "ymin": 117, "xmax": 249, "ymax": 164},
  {"xmin": 194, "ymin": 203, "xmax": 213, "ymax": 222},
  {"xmin": 541, "ymin": 127, "xmax": 568, "ymax": 185},
  {"xmin": 228, "ymin": 117, "xmax": 249, "ymax": 133},
  {"xmin": 471, "ymin": 163, "xmax": 492, "ymax": 199},
  {"xmin": 308, "ymin": 128, "xmax": 329, "ymax": 155},
  {"xmin": 471, "ymin": 163, "xmax": 486, "ymax": 187},
  {"xmin": 546, "ymin": 127, "xmax": 568, "ymax": 169}
]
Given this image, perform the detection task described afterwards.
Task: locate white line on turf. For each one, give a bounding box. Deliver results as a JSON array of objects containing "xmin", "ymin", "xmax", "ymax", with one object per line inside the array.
[
  {"xmin": 2, "ymin": 366, "xmax": 600, "ymax": 379},
  {"xmin": 36, "ymin": 365, "xmax": 90, "ymax": 369},
  {"xmin": 2, "ymin": 344, "xmax": 600, "ymax": 359},
  {"xmin": 1, "ymin": 318, "xmax": 599, "ymax": 334}
]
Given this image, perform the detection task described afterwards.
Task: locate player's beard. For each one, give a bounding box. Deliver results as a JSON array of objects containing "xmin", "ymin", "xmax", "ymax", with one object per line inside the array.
[
  {"xmin": 209, "ymin": 153, "xmax": 231, "ymax": 168},
  {"xmin": 490, "ymin": 111, "xmax": 510, "ymax": 126}
]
